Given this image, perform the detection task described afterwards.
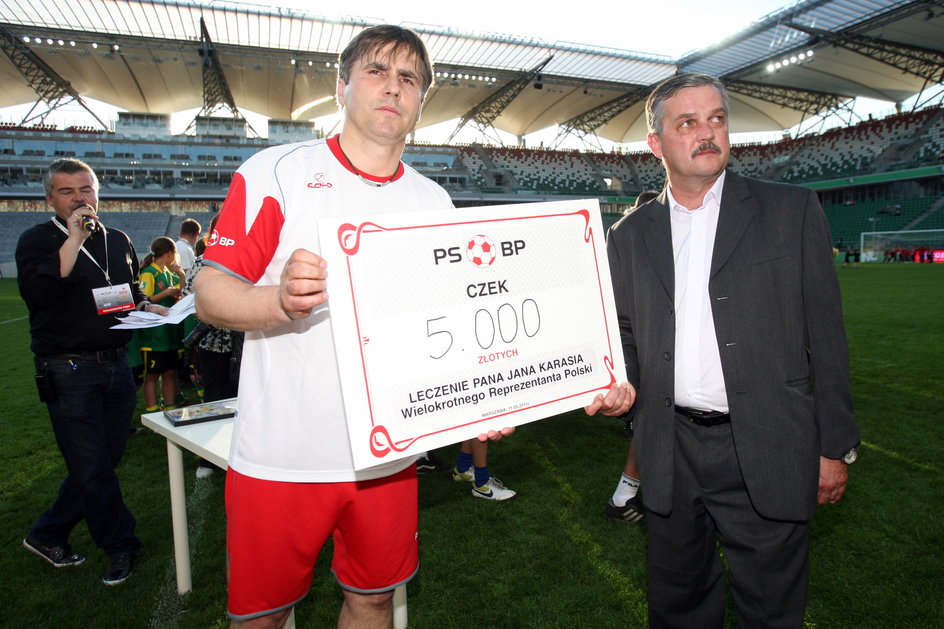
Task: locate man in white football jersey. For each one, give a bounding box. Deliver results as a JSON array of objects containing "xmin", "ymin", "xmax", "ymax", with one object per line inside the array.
[{"xmin": 196, "ymin": 25, "xmax": 512, "ymax": 629}]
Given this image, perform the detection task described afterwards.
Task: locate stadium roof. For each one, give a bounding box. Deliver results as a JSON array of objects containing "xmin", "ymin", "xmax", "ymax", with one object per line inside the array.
[{"xmin": 0, "ymin": 0, "xmax": 942, "ymax": 143}]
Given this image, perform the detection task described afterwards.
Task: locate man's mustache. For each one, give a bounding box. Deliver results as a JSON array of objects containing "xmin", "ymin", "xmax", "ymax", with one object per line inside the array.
[{"xmin": 692, "ymin": 142, "xmax": 722, "ymax": 157}]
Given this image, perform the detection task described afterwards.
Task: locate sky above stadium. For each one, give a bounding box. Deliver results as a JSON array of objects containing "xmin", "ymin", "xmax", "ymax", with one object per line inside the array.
[{"xmin": 271, "ymin": 0, "xmax": 797, "ymax": 59}]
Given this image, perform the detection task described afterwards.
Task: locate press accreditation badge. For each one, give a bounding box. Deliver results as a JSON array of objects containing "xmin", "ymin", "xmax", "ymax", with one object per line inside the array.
[{"xmin": 93, "ymin": 283, "xmax": 134, "ymax": 315}]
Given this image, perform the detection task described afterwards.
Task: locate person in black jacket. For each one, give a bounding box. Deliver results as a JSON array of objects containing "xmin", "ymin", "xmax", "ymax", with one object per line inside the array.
[{"xmin": 16, "ymin": 158, "xmax": 168, "ymax": 586}]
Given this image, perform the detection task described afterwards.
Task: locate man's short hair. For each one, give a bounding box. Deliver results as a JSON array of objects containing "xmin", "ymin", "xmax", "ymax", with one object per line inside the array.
[
  {"xmin": 180, "ymin": 218, "xmax": 201, "ymax": 237},
  {"xmin": 624, "ymin": 189, "xmax": 661, "ymax": 216},
  {"xmin": 635, "ymin": 190, "xmax": 660, "ymax": 208},
  {"xmin": 338, "ymin": 25, "xmax": 433, "ymax": 96},
  {"xmin": 646, "ymin": 73, "xmax": 729, "ymax": 136},
  {"xmin": 43, "ymin": 158, "xmax": 98, "ymax": 197}
]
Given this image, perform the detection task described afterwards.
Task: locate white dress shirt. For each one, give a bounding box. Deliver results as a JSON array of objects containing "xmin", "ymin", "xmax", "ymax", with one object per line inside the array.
[
  {"xmin": 176, "ymin": 237, "xmax": 195, "ymax": 274},
  {"xmin": 668, "ymin": 172, "xmax": 729, "ymax": 412}
]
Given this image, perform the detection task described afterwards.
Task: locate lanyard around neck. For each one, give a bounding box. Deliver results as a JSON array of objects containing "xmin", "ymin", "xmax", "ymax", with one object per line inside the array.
[{"xmin": 51, "ymin": 216, "xmax": 113, "ymax": 285}]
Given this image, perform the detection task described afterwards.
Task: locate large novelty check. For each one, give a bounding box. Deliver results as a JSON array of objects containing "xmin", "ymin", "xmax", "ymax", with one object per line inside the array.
[{"xmin": 319, "ymin": 199, "xmax": 626, "ymax": 470}]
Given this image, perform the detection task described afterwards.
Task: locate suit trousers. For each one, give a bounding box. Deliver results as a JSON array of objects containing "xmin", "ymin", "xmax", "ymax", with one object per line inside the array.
[{"xmin": 646, "ymin": 412, "xmax": 809, "ymax": 629}]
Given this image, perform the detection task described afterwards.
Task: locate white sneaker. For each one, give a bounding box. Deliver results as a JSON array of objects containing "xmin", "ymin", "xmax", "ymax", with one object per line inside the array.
[
  {"xmin": 472, "ymin": 477, "xmax": 517, "ymax": 501},
  {"xmin": 451, "ymin": 466, "xmax": 475, "ymax": 483},
  {"xmin": 195, "ymin": 465, "xmax": 214, "ymax": 479}
]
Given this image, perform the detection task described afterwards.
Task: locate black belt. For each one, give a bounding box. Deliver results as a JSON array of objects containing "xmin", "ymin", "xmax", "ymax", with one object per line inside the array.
[
  {"xmin": 43, "ymin": 347, "xmax": 127, "ymax": 363},
  {"xmin": 675, "ymin": 405, "xmax": 731, "ymax": 426}
]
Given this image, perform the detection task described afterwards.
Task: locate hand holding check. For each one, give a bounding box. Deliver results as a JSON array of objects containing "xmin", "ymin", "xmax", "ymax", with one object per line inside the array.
[
  {"xmin": 584, "ymin": 382, "xmax": 636, "ymax": 417},
  {"xmin": 279, "ymin": 249, "xmax": 329, "ymax": 321}
]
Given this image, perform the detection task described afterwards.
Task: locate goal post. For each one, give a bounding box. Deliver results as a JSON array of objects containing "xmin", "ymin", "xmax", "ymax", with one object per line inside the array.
[{"xmin": 859, "ymin": 229, "xmax": 944, "ymax": 262}]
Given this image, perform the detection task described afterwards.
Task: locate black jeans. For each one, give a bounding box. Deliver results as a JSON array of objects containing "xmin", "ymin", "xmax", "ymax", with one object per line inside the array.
[{"xmin": 29, "ymin": 356, "xmax": 141, "ymax": 557}]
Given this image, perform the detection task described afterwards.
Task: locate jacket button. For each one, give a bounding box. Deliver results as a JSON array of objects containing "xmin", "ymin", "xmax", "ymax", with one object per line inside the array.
[
  {"xmin": 663, "ymin": 351, "xmax": 671, "ymax": 361},
  {"xmin": 664, "ymin": 397, "xmax": 672, "ymax": 407}
]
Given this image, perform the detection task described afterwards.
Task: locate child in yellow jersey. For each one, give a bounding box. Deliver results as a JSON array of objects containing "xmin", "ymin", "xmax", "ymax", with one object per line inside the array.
[{"xmin": 138, "ymin": 237, "xmax": 185, "ymax": 411}]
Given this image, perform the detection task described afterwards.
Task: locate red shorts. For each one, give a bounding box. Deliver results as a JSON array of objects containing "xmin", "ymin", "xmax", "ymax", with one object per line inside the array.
[{"xmin": 225, "ymin": 465, "xmax": 418, "ymax": 620}]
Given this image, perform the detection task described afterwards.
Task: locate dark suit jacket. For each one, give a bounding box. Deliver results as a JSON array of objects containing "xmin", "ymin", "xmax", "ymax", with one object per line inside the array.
[{"xmin": 607, "ymin": 171, "xmax": 859, "ymax": 521}]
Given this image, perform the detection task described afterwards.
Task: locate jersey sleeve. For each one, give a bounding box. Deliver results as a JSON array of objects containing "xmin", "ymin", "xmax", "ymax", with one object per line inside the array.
[
  {"xmin": 203, "ymin": 152, "xmax": 286, "ymax": 284},
  {"xmin": 139, "ymin": 269, "xmax": 157, "ymax": 297}
]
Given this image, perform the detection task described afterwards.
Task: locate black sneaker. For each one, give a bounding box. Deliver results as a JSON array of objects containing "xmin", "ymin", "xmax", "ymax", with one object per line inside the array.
[
  {"xmin": 416, "ymin": 452, "xmax": 445, "ymax": 474},
  {"xmin": 23, "ymin": 536, "xmax": 86, "ymax": 568},
  {"xmin": 102, "ymin": 553, "xmax": 135, "ymax": 586},
  {"xmin": 604, "ymin": 496, "xmax": 646, "ymax": 523}
]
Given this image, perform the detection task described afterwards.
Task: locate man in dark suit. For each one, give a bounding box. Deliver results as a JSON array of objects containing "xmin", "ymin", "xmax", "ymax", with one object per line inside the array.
[{"xmin": 594, "ymin": 73, "xmax": 860, "ymax": 628}]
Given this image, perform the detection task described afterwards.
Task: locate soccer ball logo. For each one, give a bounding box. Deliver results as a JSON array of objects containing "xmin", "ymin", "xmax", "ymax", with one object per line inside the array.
[{"xmin": 466, "ymin": 234, "xmax": 496, "ymax": 268}]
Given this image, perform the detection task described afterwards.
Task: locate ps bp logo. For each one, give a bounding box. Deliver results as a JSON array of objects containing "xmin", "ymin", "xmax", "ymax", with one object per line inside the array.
[{"xmin": 433, "ymin": 235, "xmax": 526, "ymax": 268}]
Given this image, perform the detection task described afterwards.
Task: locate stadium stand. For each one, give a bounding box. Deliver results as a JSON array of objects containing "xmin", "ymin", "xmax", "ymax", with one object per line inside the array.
[
  {"xmin": 483, "ymin": 146, "xmax": 602, "ymax": 195},
  {"xmin": 3, "ymin": 103, "xmax": 944, "ymax": 274},
  {"xmin": 822, "ymin": 197, "xmax": 935, "ymax": 247},
  {"xmin": 585, "ymin": 152, "xmax": 639, "ymax": 193},
  {"xmin": 456, "ymin": 146, "xmax": 499, "ymax": 193},
  {"xmin": 913, "ymin": 110, "xmax": 944, "ymax": 167},
  {"xmin": 629, "ymin": 152, "xmax": 667, "ymax": 192},
  {"xmin": 782, "ymin": 108, "xmax": 940, "ymax": 183}
]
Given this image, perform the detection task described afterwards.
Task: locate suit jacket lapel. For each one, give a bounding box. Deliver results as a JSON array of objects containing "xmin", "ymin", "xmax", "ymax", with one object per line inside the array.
[
  {"xmin": 711, "ymin": 171, "xmax": 757, "ymax": 278},
  {"xmin": 643, "ymin": 191, "xmax": 674, "ymax": 300}
]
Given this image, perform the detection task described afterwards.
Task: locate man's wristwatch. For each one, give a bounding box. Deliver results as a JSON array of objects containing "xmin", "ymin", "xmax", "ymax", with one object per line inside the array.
[{"xmin": 841, "ymin": 446, "xmax": 859, "ymax": 465}]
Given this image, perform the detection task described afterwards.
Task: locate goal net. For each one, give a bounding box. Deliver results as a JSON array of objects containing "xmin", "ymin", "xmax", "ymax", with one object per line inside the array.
[{"xmin": 859, "ymin": 229, "xmax": 944, "ymax": 262}]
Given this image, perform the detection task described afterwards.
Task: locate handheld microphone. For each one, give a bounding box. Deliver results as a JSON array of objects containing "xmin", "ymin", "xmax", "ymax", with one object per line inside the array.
[{"xmin": 76, "ymin": 204, "xmax": 99, "ymax": 233}]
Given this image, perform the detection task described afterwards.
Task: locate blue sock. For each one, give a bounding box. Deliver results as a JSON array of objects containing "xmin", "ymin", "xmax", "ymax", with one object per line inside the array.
[
  {"xmin": 474, "ymin": 466, "xmax": 490, "ymax": 487},
  {"xmin": 456, "ymin": 451, "xmax": 473, "ymax": 472}
]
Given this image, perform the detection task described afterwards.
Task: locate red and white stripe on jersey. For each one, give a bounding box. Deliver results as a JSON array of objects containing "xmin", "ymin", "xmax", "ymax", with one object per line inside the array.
[{"xmin": 204, "ymin": 172, "xmax": 285, "ymax": 284}]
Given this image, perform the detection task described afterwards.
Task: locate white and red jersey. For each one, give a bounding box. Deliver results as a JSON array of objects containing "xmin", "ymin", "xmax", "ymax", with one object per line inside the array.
[{"xmin": 203, "ymin": 136, "xmax": 453, "ymax": 482}]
